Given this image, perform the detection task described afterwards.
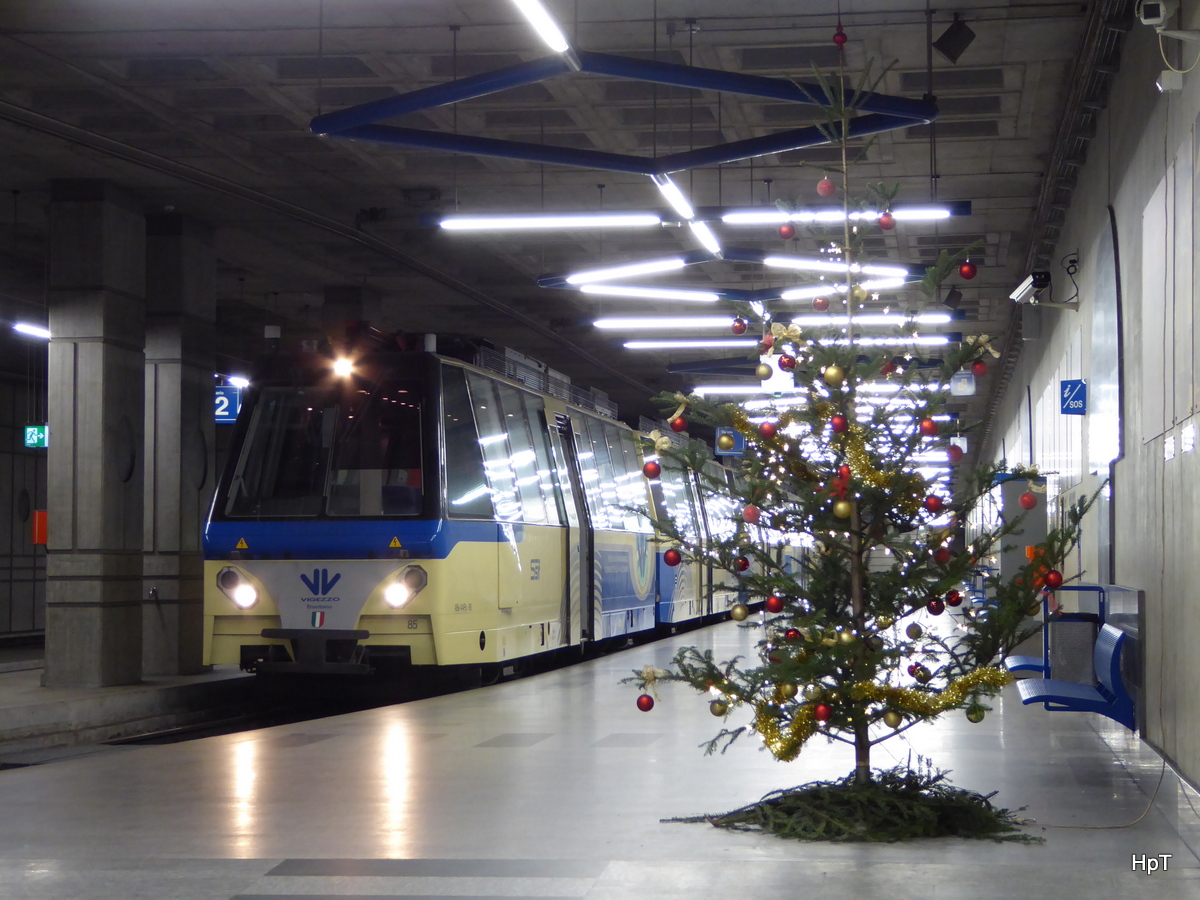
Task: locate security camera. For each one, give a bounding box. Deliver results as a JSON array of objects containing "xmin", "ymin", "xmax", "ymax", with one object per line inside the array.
[
  {"xmin": 1009, "ymin": 271, "xmax": 1051, "ymax": 305},
  {"xmin": 1138, "ymin": 0, "xmax": 1178, "ymax": 28}
]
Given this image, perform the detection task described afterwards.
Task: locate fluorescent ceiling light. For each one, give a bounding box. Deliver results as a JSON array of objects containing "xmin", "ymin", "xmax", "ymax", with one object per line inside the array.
[
  {"xmin": 579, "ymin": 284, "xmax": 719, "ymax": 302},
  {"xmin": 837, "ymin": 335, "xmax": 951, "ymax": 346},
  {"xmin": 692, "ymin": 385, "xmax": 805, "ymax": 396},
  {"xmin": 722, "ymin": 206, "xmax": 953, "ymax": 226},
  {"xmin": 13, "ymin": 323, "xmax": 51, "ymax": 340},
  {"xmin": 440, "ymin": 212, "xmax": 661, "ymax": 231},
  {"xmin": 788, "ymin": 313, "xmax": 953, "ymax": 326},
  {"xmin": 689, "ymin": 220, "xmax": 722, "ymax": 255},
  {"xmin": 779, "ymin": 278, "xmax": 905, "ymax": 300},
  {"xmin": 594, "ymin": 316, "xmax": 737, "ymax": 330},
  {"xmin": 857, "ymin": 382, "xmax": 951, "ymax": 393},
  {"xmin": 652, "ymin": 174, "xmax": 695, "ymax": 220},
  {"xmin": 762, "ymin": 256, "xmax": 909, "ymax": 279},
  {"xmin": 623, "ymin": 339, "xmax": 758, "ymax": 350},
  {"xmin": 566, "ymin": 257, "xmax": 687, "ymax": 285},
  {"xmin": 511, "ymin": 0, "xmax": 571, "ymax": 53},
  {"xmin": 228, "ymin": 376, "xmax": 251, "ymax": 388}
]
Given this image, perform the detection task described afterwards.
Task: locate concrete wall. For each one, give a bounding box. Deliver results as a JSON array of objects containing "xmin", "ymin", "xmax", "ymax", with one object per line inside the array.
[
  {"xmin": 986, "ymin": 25, "xmax": 1200, "ymax": 783},
  {"xmin": 0, "ymin": 372, "xmax": 47, "ymax": 636}
]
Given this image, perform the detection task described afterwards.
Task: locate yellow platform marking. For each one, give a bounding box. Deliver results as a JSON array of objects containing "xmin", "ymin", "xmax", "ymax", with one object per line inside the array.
[
  {"xmin": 235, "ymin": 538, "xmax": 248, "ymax": 549},
  {"xmin": 389, "ymin": 536, "xmax": 402, "ymax": 548}
]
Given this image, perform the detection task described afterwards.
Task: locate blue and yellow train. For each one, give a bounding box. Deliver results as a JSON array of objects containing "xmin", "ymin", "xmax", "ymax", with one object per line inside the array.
[{"xmin": 202, "ymin": 336, "xmax": 761, "ymax": 675}]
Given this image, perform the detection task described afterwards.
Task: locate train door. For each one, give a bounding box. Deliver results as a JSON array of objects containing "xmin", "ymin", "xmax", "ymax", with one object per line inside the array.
[{"xmin": 549, "ymin": 413, "xmax": 595, "ymax": 643}]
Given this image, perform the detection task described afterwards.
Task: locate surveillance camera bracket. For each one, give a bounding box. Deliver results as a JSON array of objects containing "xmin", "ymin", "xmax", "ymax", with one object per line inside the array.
[
  {"xmin": 1028, "ymin": 300, "xmax": 1080, "ymax": 311},
  {"xmin": 1157, "ymin": 28, "xmax": 1200, "ymax": 42}
]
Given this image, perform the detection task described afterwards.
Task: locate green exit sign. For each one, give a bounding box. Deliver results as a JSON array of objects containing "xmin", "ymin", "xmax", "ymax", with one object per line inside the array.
[{"xmin": 23, "ymin": 425, "xmax": 48, "ymax": 448}]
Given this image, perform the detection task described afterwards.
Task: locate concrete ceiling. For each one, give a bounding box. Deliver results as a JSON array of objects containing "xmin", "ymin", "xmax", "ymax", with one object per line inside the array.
[{"xmin": 0, "ymin": 1, "xmax": 1118, "ymax": 439}]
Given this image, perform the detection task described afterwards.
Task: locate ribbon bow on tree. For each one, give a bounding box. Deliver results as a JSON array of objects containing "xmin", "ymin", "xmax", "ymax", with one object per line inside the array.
[
  {"xmin": 966, "ymin": 334, "xmax": 1001, "ymax": 358},
  {"xmin": 771, "ymin": 322, "xmax": 804, "ymax": 343},
  {"xmin": 646, "ymin": 430, "xmax": 674, "ymax": 452}
]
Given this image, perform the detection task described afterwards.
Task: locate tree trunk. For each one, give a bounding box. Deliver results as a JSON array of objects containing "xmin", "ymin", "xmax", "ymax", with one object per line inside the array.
[{"xmin": 850, "ymin": 505, "xmax": 871, "ymax": 784}]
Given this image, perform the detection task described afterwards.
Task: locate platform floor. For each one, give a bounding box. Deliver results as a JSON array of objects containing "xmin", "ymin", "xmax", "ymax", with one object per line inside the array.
[{"xmin": 0, "ymin": 618, "xmax": 1197, "ymax": 899}]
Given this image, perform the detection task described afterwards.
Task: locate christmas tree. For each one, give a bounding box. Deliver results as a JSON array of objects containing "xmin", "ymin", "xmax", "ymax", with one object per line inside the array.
[{"xmin": 630, "ymin": 65, "xmax": 1098, "ymax": 842}]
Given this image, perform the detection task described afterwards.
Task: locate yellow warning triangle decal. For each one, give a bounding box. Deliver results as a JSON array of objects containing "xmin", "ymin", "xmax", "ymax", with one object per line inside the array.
[
  {"xmin": 389, "ymin": 537, "xmax": 402, "ymax": 548},
  {"xmin": 235, "ymin": 538, "xmax": 248, "ymax": 549}
]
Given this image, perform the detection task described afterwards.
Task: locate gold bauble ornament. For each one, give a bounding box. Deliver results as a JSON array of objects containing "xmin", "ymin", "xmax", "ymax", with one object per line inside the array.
[
  {"xmin": 710, "ymin": 699, "xmax": 729, "ymax": 717},
  {"xmin": 779, "ymin": 682, "xmax": 799, "ymax": 699},
  {"xmin": 883, "ymin": 710, "xmax": 904, "ymax": 729},
  {"xmin": 730, "ymin": 603, "xmax": 750, "ymax": 621},
  {"xmin": 823, "ymin": 364, "xmax": 845, "ymax": 387},
  {"xmin": 756, "ymin": 363, "xmax": 774, "ymax": 379},
  {"xmin": 1026, "ymin": 600, "xmax": 1043, "ymax": 616},
  {"xmin": 717, "ymin": 433, "xmax": 736, "ymax": 451},
  {"xmin": 803, "ymin": 685, "xmax": 822, "ymax": 701},
  {"xmin": 905, "ymin": 623, "xmax": 923, "ymax": 640},
  {"xmin": 966, "ymin": 706, "xmax": 986, "ymax": 724},
  {"xmin": 838, "ymin": 630, "xmax": 855, "ymax": 644},
  {"xmin": 914, "ymin": 666, "xmax": 932, "ymax": 684},
  {"xmin": 833, "ymin": 499, "xmax": 853, "ymax": 518},
  {"xmin": 851, "ymin": 284, "xmax": 869, "ymax": 303}
]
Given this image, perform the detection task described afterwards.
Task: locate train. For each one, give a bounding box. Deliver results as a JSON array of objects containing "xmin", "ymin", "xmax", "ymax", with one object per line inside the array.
[{"xmin": 201, "ymin": 333, "xmax": 784, "ymax": 676}]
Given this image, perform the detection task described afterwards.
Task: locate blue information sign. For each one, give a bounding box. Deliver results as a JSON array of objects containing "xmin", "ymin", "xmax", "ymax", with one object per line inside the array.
[
  {"xmin": 714, "ymin": 426, "xmax": 746, "ymax": 456},
  {"xmin": 214, "ymin": 386, "xmax": 243, "ymax": 423},
  {"xmin": 1060, "ymin": 379, "xmax": 1086, "ymax": 415}
]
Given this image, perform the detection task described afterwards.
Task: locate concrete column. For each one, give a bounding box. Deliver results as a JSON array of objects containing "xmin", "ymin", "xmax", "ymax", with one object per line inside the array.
[
  {"xmin": 322, "ymin": 285, "xmax": 381, "ymax": 345},
  {"xmin": 44, "ymin": 180, "xmax": 146, "ymax": 687},
  {"xmin": 142, "ymin": 215, "xmax": 216, "ymax": 676}
]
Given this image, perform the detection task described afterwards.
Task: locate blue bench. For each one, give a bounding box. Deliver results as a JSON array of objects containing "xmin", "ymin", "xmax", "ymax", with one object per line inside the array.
[
  {"xmin": 1004, "ymin": 654, "xmax": 1047, "ymax": 674},
  {"xmin": 1014, "ymin": 624, "xmax": 1135, "ymax": 729}
]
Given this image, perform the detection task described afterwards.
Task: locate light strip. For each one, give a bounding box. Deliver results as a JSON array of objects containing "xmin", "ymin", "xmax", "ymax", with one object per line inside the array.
[
  {"xmin": 689, "ymin": 220, "xmax": 722, "ymax": 255},
  {"xmin": 594, "ymin": 316, "xmax": 736, "ymax": 329},
  {"xmin": 788, "ymin": 313, "xmax": 953, "ymax": 326},
  {"xmin": 762, "ymin": 255, "xmax": 909, "ymax": 279},
  {"xmin": 837, "ymin": 335, "xmax": 951, "ymax": 346},
  {"xmin": 623, "ymin": 339, "xmax": 758, "ymax": 350},
  {"xmin": 511, "ymin": 0, "xmax": 571, "ymax": 53},
  {"xmin": 13, "ymin": 323, "xmax": 51, "ymax": 340},
  {"xmin": 779, "ymin": 278, "xmax": 906, "ymax": 300},
  {"xmin": 566, "ymin": 257, "xmax": 687, "ymax": 285},
  {"xmin": 580, "ymin": 284, "xmax": 720, "ymax": 302},
  {"xmin": 721, "ymin": 206, "xmax": 954, "ymax": 225},
  {"xmin": 440, "ymin": 212, "xmax": 661, "ymax": 231},
  {"xmin": 651, "ymin": 174, "xmax": 695, "ymax": 220},
  {"xmin": 692, "ymin": 385, "xmax": 805, "ymax": 396}
]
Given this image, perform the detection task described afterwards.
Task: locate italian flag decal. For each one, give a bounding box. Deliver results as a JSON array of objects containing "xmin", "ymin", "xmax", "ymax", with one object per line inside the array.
[{"xmin": 311, "ymin": 611, "xmax": 325, "ymax": 628}]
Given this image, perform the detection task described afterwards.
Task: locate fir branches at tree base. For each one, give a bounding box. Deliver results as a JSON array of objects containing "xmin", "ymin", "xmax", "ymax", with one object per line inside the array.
[{"xmin": 665, "ymin": 764, "xmax": 1042, "ymax": 843}]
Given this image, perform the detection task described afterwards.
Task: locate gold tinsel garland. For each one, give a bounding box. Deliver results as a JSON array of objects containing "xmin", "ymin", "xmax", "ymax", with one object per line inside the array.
[{"xmin": 753, "ymin": 667, "xmax": 1012, "ymax": 762}]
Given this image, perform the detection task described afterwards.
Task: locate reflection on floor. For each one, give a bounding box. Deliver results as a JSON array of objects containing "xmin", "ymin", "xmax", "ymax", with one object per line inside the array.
[{"xmin": 0, "ymin": 618, "xmax": 1196, "ymax": 900}]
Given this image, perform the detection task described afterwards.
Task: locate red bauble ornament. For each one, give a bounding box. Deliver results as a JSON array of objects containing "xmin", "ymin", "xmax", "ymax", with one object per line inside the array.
[
  {"xmin": 641, "ymin": 460, "xmax": 661, "ymax": 479},
  {"xmin": 778, "ymin": 222, "xmax": 796, "ymax": 240},
  {"xmin": 934, "ymin": 548, "xmax": 952, "ymax": 565},
  {"xmin": 831, "ymin": 414, "xmax": 849, "ymax": 434},
  {"xmin": 758, "ymin": 421, "xmax": 778, "ymax": 440},
  {"xmin": 1019, "ymin": 491, "xmax": 1038, "ymax": 510},
  {"xmin": 778, "ymin": 354, "xmax": 797, "ymax": 371},
  {"xmin": 785, "ymin": 628, "xmax": 801, "ymax": 641},
  {"xmin": 1044, "ymin": 569, "xmax": 1064, "ymax": 590},
  {"xmin": 663, "ymin": 549, "xmax": 682, "ymax": 567},
  {"xmin": 813, "ymin": 703, "xmax": 833, "ymax": 722},
  {"xmin": 878, "ymin": 211, "xmax": 896, "ymax": 231},
  {"xmin": 742, "ymin": 504, "xmax": 761, "ymax": 525},
  {"xmin": 946, "ymin": 589, "xmax": 963, "ymax": 607},
  {"xmin": 813, "ymin": 296, "xmax": 831, "ymax": 312},
  {"xmin": 959, "ymin": 260, "xmax": 978, "ymax": 280},
  {"xmin": 947, "ymin": 444, "xmax": 965, "ymax": 463},
  {"xmin": 838, "ymin": 465, "xmax": 852, "ymax": 480},
  {"xmin": 832, "ymin": 26, "xmax": 847, "ymax": 48},
  {"xmin": 924, "ymin": 495, "xmax": 944, "ymax": 514},
  {"xmin": 670, "ymin": 416, "xmax": 687, "ymax": 433},
  {"xmin": 918, "ymin": 417, "xmax": 939, "ymax": 437},
  {"xmin": 927, "ymin": 599, "xmax": 946, "ymax": 616},
  {"xmin": 971, "ymin": 359, "xmax": 987, "ymax": 377},
  {"xmin": 881, "ymin": 360, "xmax": 896, "ymax": 376},
  {"xmin": 636, "ymin": 693, "xmax": 655, "ymax": 712},
  {"xmin": 765, "ymin": 594, "xmax": 785, "ymax": 614},
  {"xmin": 760, "ymin": 334, "xmax": 775, "ymax": 351},
  {"xmin": 731, "ymin": 317, "xmax": 748, "ymax": 335},
  {"xmin": 817, "ymin": 177, "xmax": 836, "ymax": 197},
  {"xmin": 735, "ymin": 556, "xmax": 751, "ymax": 572}
]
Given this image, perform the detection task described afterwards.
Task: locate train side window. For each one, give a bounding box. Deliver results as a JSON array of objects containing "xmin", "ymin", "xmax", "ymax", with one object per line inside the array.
[
  {"xmin": 573, "ymin": 419, "xmax": 608, "ymax": 529},
  {"xmin": 442, "ymin": 366, "xmax": 493, "ymax": 518},
  {"xmin": 657, "ymin": 457, "xmax": 701, "ymax": 545},
  {"xmin": 520, "ymin": 392, "xmax": 565, "ymax": 526},
  {"xmin": 466, "ymin": 374, "xmax": 522, "ymax": 522},
  {"xmin": 582, "ymin": 416, "xmax": 623, "ymax": 531},
  {"xmin": 604, "ymin": 422, "xmax": 651, "ymax": 533},
  {"xmin": 494, "ymin": 381, "xmax": 547, "ymax": 524}
]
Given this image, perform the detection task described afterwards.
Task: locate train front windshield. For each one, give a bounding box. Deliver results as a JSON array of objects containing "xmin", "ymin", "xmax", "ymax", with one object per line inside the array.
[{"xmin": 224, "ymin": 379, "xmax": 424, "ymax": 518}]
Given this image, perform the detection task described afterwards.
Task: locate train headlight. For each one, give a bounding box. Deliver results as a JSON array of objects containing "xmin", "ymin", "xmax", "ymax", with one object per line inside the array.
[
  {"xmin": 218, "ymin": 566, "xmax": 259, "ymax": 610},
  {"xmin": 384, "ymin": 565, "xmax": 427, "ymax": 609},
  {"xmin": 232, "ymin": 584, "xmax": 258, "ymax": 609}
]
